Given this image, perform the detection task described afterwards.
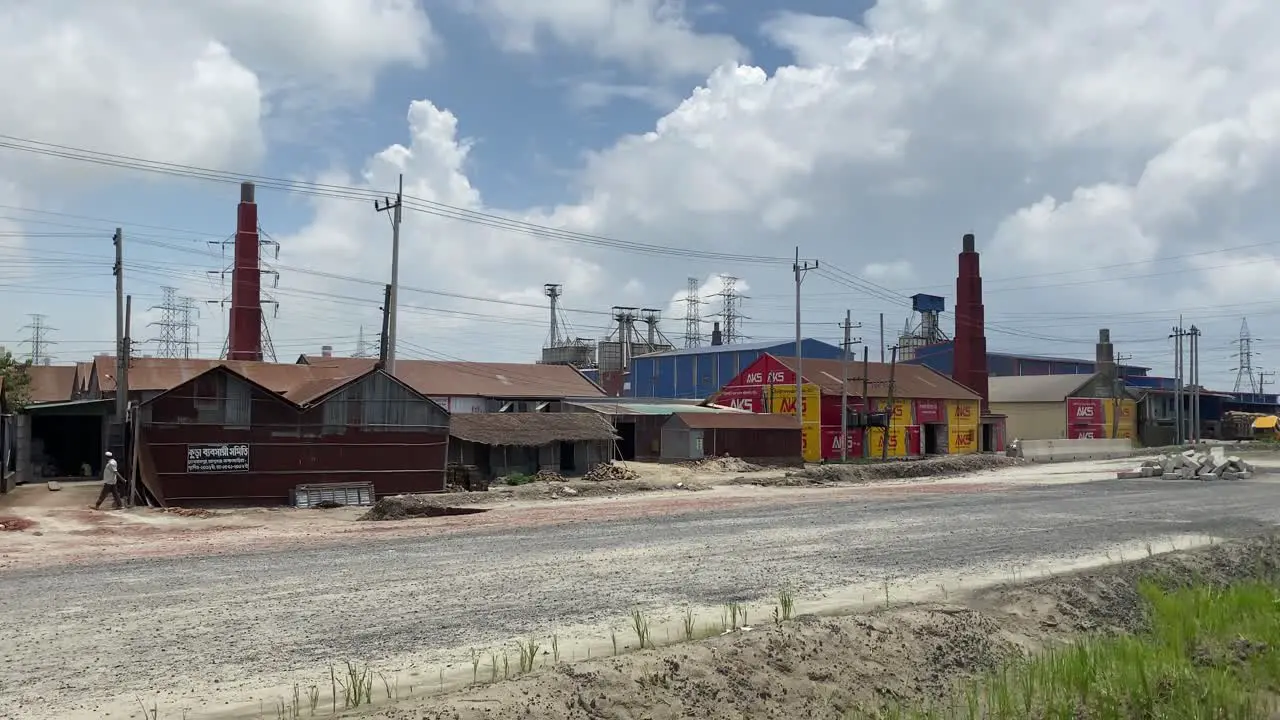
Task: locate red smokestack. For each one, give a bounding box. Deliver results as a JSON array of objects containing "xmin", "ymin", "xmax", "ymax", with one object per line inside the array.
[
  {"xmin": 227, "ymin": 181, "xmax": 263, "ymax": 361},
  {"xmin": 952, "ymin": 233, "xmax": 989, "ymax": 412}
]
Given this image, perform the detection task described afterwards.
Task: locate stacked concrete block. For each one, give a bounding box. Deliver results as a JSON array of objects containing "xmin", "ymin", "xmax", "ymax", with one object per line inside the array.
[{"xmin": 1116, "ymin": 448, "xmax": 1256, "ymax": 481}]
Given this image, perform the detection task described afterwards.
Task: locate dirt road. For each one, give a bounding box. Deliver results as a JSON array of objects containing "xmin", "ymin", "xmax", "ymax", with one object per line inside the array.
[{"xmin": 2, "ymin": 459, "xmax": 1280, "ymax": 719}]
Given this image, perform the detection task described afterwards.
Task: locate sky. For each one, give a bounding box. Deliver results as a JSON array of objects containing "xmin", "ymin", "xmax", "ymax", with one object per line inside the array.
[{"xmin": 1, "ymin": 0, "xmax": 1279, "ymax": 392}]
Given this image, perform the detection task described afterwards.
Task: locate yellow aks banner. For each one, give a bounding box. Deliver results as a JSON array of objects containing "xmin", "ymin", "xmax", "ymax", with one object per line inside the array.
[
  {"xmin": 1102, "ymin": 399, "xmax": 1137, "ymax": 437},
  {"xmin": 801, "ymin": 423, "xmax": 821, "ymax": 463},
  {"xmin": 866, "ymin": 426, "xmax": 907, "ymax": 457},
  {"xmin": 767, "ymin": 383, "xmax": 821, "ymax": 424},
  {"xmin": 946, "ymin": 400, "xmax": 980, "ymax": 428},
  {"xmin": 871, "ymin": 398, "xmax": 912, "ymax": 426},
  {"xmin": 948, "ymin": 424, "xmax": 978, "ymax": 454}
]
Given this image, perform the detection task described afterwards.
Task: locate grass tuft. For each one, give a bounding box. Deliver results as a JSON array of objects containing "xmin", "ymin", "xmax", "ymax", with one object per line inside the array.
[
  {"xmin": 631, "ymin": 609, "xmax": 652, "ymax": 650},
  {"xmin": 777, "ymin": 587, "xmax": 795, "ymax": 622},
  {"xmin": 865, "ymin": 579, "xmax": 1280, "ymax": 718}
]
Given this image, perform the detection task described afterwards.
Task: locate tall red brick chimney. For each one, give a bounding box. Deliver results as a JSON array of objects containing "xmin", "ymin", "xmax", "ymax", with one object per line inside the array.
[
  {"xmin": 227, "ymin": 181, "xmax": 263, "ymax": 361},
  {"xmin": 952, "ymin": 233, "xmax": 989, "ymax": 412}
]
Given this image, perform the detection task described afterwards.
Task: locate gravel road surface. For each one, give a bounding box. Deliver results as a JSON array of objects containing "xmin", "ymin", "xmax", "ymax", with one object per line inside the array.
[{"xmin": 4, "ymin": 475, "xmax": 1280, "ymax": 719}]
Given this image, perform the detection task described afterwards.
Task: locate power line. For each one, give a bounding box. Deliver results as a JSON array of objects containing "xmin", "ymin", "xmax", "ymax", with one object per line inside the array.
[{"xmin": 0, "ymin": 133, "xmax": 791, "ymax": 265}]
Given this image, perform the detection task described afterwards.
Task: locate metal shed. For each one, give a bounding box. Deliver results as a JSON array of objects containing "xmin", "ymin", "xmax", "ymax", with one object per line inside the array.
[
  {"xmin": 660, "ymin": 412, "xmax": 802, "ymax": 464},
  {"xmin": 138, "ymin": 364, "xmax": 450, "ymax": 505}
]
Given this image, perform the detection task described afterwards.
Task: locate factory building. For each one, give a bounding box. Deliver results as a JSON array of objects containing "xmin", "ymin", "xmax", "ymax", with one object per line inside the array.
[
  {"xmin": 628, "ymin": 338, "xmax": 844, "ymax": 399},
  {"xmin": 907, "ymin": 344, "xmax": 1150, "ymax": 378},
  {"xmin": 136, "ymin": 363, "xmax": 449, "ymax": 505},
  {"xmin": 713, "ymin": 353, "xmax": 989, "ymax": 462}
]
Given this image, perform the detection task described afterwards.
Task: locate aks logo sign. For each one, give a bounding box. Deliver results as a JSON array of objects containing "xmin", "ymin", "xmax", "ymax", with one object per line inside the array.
[
  {"xmin": 954, "ymin": 430, "xmax": 975, "ymax": 446},
  {"xmin": 1074, "ymin": 405, "xmax": 1096, "ymax": 419},
  {"xmin": 1078, "ymin": 430, "xmax": 1097, "ymax": 439},
  {"xmin": 953, "ymin": 403, "xmax": 974, "ymax": 418},
  {"xmin": 727, "ymin": 398, "xmax": 756, "ymax": 411}
]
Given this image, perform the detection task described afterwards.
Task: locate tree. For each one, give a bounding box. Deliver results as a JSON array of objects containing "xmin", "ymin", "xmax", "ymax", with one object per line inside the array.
[{"xmin": 0, "ymin": 351, "xmax": 32, "ymax": 411}]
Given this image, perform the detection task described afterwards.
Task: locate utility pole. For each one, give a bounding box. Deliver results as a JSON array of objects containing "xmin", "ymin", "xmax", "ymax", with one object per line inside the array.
[
  {"xmin": 124, "ymin": 294, "xmax": 134, "ymax": 507},
  {"xmin": 374, "ymin": 174, "xmax": 403, "ymax": 375},
  {"xmin": 861, "ymin": 347, "xmax": 869, "ymax": 459},
  {"xmin": 1190, "ymin": 325, "xmax": 1201, "ymax": 444},
  {"xmin": 1113, "ymin": 352, "xmax": 1133, "ymax": 440},
  {"xmin": 377, "ymin": 283, "xmax": 392, "ymax": 369},
  {"xmin": 882, "ymin": 345, "xmax": 899, "ymax": 460},
  {"xmin": 113, "ymin": 227, "xmax": 127, "ymax": 424},
  {"xmin": 879, "ymin": 313, "xmax": 884, "ymax": 363},
  {"xmin": 793, "ymin": 247, "xmax": 819, "ymax": 454},
  {"xmin": 1170, "ymin": 321, "xmax": 1192, "ymax": 445},
  {"xmin": 840, "ymin": 310, "xmax": 863, "ymax": 462}
]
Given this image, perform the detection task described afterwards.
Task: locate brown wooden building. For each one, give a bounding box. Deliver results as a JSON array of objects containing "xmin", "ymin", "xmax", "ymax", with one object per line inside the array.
[
  {"xmin": 660, "ymin": 412, "xmax": 802, "ymax": 464},
  {"xmin": 137, "ymin": 364, "xmax": 449, "ymax": 505}
]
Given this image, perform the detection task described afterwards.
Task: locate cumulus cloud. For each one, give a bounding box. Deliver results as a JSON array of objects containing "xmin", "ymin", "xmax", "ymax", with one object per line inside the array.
[
  {"xmin": 8, "ymin": 0, "xmax": 1280, "ymax": 388},
  {"xmin": 470, "ymin": 0, "xmax": 745, "ymax": 77}
]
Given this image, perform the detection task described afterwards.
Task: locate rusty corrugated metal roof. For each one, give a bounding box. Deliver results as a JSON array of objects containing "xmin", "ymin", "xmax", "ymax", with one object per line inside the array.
[
  {"xmin": 94, "ymin": 356, "xmax": 354, "ymax": 394},
  {"xmin": 74, "ymin": 361, "xmax": 92, "ymax": 393},
  {"xmin": 771, "ymin": 355, "xmax": 980, "ymax": 401},
  {"xmin": 27, "ymin": 365, "xmax": 77, "ymax": 404},
  {"xmin": 299, "ymin": 356, "xmax": 605, "ymax": 398}
]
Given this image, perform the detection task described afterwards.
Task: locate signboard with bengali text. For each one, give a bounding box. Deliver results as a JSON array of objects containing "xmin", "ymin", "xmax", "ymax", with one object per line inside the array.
[{"xmin": 186, "ymin": 443, "xmax": 250, "ymax": 473}]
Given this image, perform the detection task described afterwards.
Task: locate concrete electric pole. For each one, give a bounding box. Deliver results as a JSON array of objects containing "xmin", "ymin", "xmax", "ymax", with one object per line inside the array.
[
  {"xmin": 374, "ymin": 174, "xmax": 404, "ymax": 375},
  {"xmin": 840, "ymin": 310, "xmax": 862, "ymax": 462},
  {"xmin": 793, "ymin": 248, "xmax": 819, "ymax": 456}
]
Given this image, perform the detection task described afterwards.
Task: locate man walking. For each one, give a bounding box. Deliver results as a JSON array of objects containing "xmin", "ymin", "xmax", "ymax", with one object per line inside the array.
[{"xmin": 94, "ymin": 451, "xmax": 122, "ymax": 510}]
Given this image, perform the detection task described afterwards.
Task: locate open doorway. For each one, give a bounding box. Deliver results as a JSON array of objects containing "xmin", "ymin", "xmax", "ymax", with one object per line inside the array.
[
  {"xmin": 559, "ymin": 441, "xmax": 575, "ymax": 472},
  {"xmin": 615, "ymin": 421, "xmax": 637, "ymax": 460},
  {"xmin": 980, "ymin": 422, "xmax": 996, "ymax": 453},
  {"xmin": 923, "ymin": 424, "xmax": 943, "ymax": 454},
  {"xmin": 30, "ymin": 413, "xmax": 104, "ymax": 480}
]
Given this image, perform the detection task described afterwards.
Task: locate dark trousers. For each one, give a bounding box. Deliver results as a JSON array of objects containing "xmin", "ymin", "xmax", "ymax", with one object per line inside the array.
[{"xmin": 95, "ymin": 483, "xmax": 122, "ymax": 509}]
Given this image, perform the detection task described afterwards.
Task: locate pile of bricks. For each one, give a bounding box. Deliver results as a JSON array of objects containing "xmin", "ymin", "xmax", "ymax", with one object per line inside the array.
[{"xmin": 1117, "ymin": 447, "xmax": 1256, "ymax": 481}]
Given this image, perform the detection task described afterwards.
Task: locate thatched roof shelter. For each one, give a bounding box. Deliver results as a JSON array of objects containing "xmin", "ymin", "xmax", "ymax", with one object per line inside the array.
[{"xmin": 449, "ymin": 413, "xmax": 618, "ymax": 447}]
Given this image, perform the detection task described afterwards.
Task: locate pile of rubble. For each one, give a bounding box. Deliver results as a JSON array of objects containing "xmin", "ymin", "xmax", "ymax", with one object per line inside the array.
[
  {"xmin": 533, "ymin": 469, "xmax": 566, "ymax": 482},
  {"xmin": 1118, "ymin": 448, "xmax": 1257, "ymax": 481},
  {"xmin": 583, "ymin": 463, "xmax": 640, "ymax": 482},
  {"xmin": 691, "ymin": 455, "xmax": 764, "ymax": 473}
]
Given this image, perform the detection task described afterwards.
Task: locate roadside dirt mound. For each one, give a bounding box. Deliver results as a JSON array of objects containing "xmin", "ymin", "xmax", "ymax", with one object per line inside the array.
[
  {"xmin": 795, "ymin": 454, "xmax": 1026, "ymax": 484},
  {"xmin": 361, "ymin": 536, "xmax": 1280, "ymax": 720},
  {"xmin": 688, "ymin": 455, "xmax": 764, "ymax": 473},
  {"xmin": 358, "ymin": 496, "xmax": 490, "ymax": 521}
]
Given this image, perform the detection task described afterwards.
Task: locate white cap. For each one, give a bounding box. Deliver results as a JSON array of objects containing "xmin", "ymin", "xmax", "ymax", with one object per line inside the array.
[{"xmin": 104, "ymin": 451, "xmax": 113, "ymax": 458}]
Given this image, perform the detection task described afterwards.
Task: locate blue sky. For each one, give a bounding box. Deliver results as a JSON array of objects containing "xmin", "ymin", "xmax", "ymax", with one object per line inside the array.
[{"xmin": 4, "ymin": 0, "xmax": 1280, "ymax": 391}]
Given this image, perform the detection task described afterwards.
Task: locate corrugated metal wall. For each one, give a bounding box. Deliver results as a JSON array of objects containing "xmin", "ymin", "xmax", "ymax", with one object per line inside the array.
[
  {"xmin": 631, "ymin": 340, "xmax": 843, "ymax": 398},
  {"xmin": 141, "ymin": 370, "xmax": 449, "ymax": 504}
]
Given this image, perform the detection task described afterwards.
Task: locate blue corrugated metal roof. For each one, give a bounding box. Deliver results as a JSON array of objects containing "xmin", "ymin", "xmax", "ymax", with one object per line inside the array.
[{"xmin": 634, "ymin": 339, "xmax": 811, "ymax": 358}]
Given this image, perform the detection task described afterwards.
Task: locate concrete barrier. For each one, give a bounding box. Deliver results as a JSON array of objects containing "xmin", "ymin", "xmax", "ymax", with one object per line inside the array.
[{"xmin": 1014, "ymin": 438, "xmax": 1134, "ymax": 463}]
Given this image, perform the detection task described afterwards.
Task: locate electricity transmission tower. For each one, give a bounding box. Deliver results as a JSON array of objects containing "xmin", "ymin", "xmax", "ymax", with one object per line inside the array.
[
  {"xmin": 715, "ymin": 275, "xmax": 749, "ymax": 344},
  {"xmin": 150, "ymin": 287, "xmax": 184, "ymax": 358},
  {"xmin": 208, "ymin": 227, "xmax": 281, "ymax": 362},
  {"xmin": 1233, "ymin": 317, "xmax": 1260, "ymax": 394},
  {"xmin": 179, "ymin": 295, "xmax": 199, "ymax": 358},
  {"xmin": 683, "ymin": 277, "xmax": 703, "ymax": 347},
  {"xmin": 20, "ymin": 313, "xmax": 56, "ymax": 364}
]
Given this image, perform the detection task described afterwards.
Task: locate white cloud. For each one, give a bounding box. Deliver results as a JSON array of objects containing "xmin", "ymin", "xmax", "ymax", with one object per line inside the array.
[
  {"xmin": 9, "ymin": 0, "xmax": 1280, "ymax": 391},
  {"xmin": 471, "ymin": 0, "xmax": 746, "ymax": 77}
]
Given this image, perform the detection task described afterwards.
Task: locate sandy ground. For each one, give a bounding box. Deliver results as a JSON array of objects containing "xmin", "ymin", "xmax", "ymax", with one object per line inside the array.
[
  {"xmin": 1, "ymin": 455, "xmax": 1279, "ymax": 718},
  {"xmin": 353, "ymin": 535, "xmax": 1280, "ymax": 720}
]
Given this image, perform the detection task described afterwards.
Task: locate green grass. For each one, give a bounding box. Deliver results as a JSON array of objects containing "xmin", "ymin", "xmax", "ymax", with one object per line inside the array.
[{"xmin": 859, "ymin": 580, "xmax": 1280, "ymax": 719}]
